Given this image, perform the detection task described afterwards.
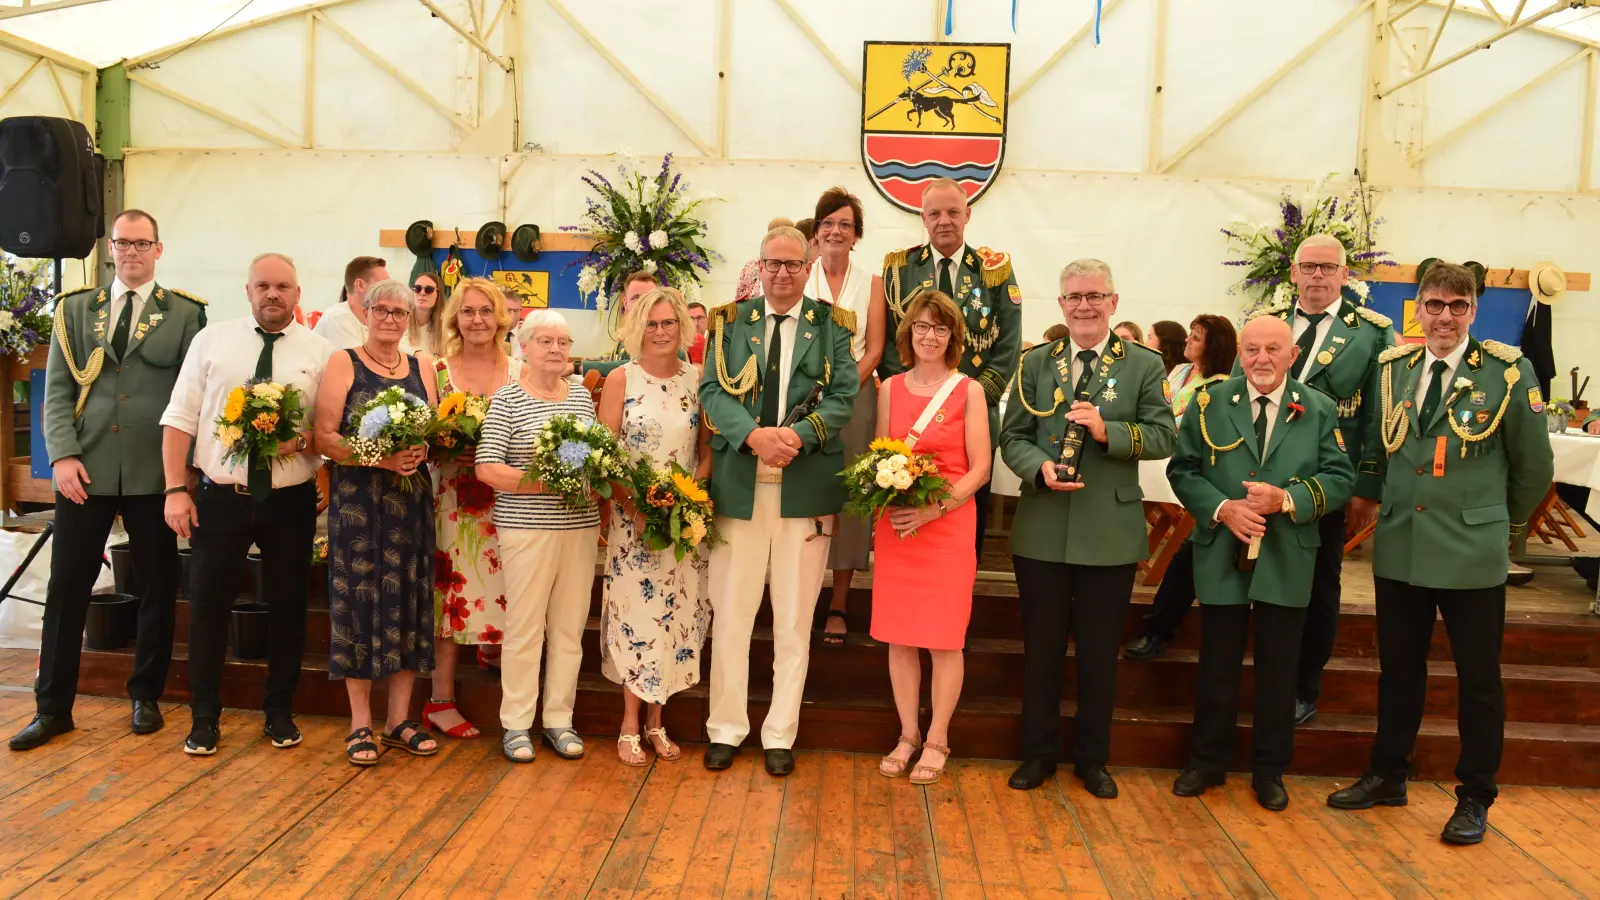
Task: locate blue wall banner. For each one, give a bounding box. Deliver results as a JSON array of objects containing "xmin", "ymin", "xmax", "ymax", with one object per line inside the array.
[
  {"xmin": 1365, "ymin": 280, "xmax": 1528, "ymax": 347},
  {"xmin": 427, "ymin": 249, "xmax": 596, "ymax": 311},
  {"xmin": 29, "ymin": 368, "xmax": 47, "ymax": 480}
]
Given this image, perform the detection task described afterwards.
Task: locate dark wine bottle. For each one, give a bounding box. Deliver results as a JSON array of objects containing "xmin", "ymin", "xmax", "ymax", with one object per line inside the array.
[{"xmin": 1234, "ymin": 536, "xmax": 1260, "ymax": 572}]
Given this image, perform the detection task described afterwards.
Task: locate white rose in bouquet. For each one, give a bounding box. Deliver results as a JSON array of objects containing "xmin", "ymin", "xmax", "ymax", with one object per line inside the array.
[
  {"xmin": 875, "ymin": 469, "xmax": 895, "ymax": 489},
  {"xmin": 891, "ymin": 470, "xmax": 913, "ymax": 490},
  {"xmin": 886, "ymin": 454, "xmax": 907, "ymax": 471}
]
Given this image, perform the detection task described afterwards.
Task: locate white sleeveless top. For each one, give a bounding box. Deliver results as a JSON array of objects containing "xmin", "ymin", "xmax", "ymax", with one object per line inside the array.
[{"xmin": 808, "ymin": 257, "xmax": 872, "ymax": 362}]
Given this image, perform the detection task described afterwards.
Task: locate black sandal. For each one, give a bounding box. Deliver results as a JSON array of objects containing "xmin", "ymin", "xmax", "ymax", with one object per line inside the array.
[
  {"xmin": 822, "ymin": 610, "xmax": 847, "ymax": 646},
  {"xmin": 345, "ymin": 727, "xmax": 379, "ymax": 767},
  {"xmin": 380, "ymin": 720, "xmax": 440, "ymax": 757}
]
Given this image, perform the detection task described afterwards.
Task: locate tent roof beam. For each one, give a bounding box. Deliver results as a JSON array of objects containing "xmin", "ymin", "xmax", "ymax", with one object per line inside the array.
[
  {"xmin": 1380, "ymin": 0, "xmax": 1597, "ymax": 98},
  {"xmin": 0, "ymin": 0, "xmax": 111, "ymax": 21}
]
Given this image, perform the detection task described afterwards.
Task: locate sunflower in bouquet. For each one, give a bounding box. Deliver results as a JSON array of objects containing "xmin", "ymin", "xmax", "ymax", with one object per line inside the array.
[
  {"xmin": 340, "ymin": 385, "xmax": 438, "ymax": 490},
  {"xmin": 627, "ymin": 457, "xmax": 721, "ymax": 562},
  {"xmin": 524, "ymin": 414, "xmax": 631, "ymax": 509},
  {"xmin": 214, "ymin": 377, "xmax": 307, "ymax": 472},
  {"xmin": 841, "ymin": 437, "xmax": 952, "ymax": 535},
  {"xmin": 431, "ymin": 391, "xmax": 491, "ymax": 463}
]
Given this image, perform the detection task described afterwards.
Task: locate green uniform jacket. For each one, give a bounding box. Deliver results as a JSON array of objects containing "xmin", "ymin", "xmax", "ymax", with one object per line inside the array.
[
  {"xmin": 1248, "ymin": 299, "xmax": 1394, "ymax": 499},
  {"xmin": 699, "ymin": 295, "xmax": 859, "ymax": 520},
  {"xmin": 44, "ymin": 283, "xmax": 207, "ymax": 497},
  {"xmin": 1000, "ymin": 335, "xmax": 1175, "ymax": 566},
  {"xmin": 1366, "ymin": 338, "xmax": 1554, "ymax": 590},
  {"xmin": 1168, "ymin": 376, "xmax": 1355, "ymax": 608},
  {"xmin": 878, "ymin": 243, "xmax": 1021, "ymax": 413}
]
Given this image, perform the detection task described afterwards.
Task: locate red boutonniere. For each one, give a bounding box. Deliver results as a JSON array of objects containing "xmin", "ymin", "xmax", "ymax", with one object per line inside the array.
[{"xmin": 1287, "ymin": 391, "xmax": 1305, "ymax": 422}]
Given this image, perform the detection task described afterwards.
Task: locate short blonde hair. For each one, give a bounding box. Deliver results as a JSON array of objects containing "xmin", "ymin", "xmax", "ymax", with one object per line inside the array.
[
  {"xmin": 920, "ymin": 177, "xmax": 968, "ymax": 205},
  {"xmin": 440, "ymin": 277, "xmax": 513, "ymax": 357},
  {"xmin": 514, "ymin": 308, "xmax": 571, "ymax": 346},
  {"xmin": 620, "ymin": 287, "xmax": 695, "ymax": 359}
]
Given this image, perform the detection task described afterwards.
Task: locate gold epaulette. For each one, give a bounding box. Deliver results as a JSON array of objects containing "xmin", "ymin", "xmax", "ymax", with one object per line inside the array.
[
  {"xmin": 710, "ymin": 302, "xmax": 737, "ymax": 325},
  {"xmin": 52, "ymin": 286, "xmax": 96, "ymax": 303},
  {"xmin": 830, "ymin": 303, "xmax": 857, "ymax": 334},
  {"xmin": 882, "ymin": 247, "xmax": 911, "ymax": 271},
  {"xmin": 1481, "ymin": 339, "xmax": 1523, "ymax": 364},
  {"xmin": 976, "ymin": 247, "xmax": 1012, "ymax": 288},
  {"xmin": 1249, "ymin": 301, "xmax": 1291, "ymax": 321},
  {"xmin": 1354, "ymin": 306, "xmax": 1392, "ymax": 329},
  {"xmin": 1378, "ymin": 343, "xmax": 1422, "ymax": 364},
  {"xmin": 169, "ymin": 288, "xmax": 208, "ymax": 306}
]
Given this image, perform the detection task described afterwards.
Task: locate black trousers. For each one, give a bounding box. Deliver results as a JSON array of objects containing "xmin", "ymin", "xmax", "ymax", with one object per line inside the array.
[
  {"xmin": 187, "ymin": 480, "xmax": 318, "ymax": 721},
  {"xmin": 1142, "ymin": 541, "xmax": 1196, "ymax": 641},
  {"xmin": 1190, "ymin": 602, "xmax": 1306, "ymax": 777},
  {"xmin": 35, "ymin": 492, "xmax": 178, "ymax": 716},
  {"xmin": 1296, "ymin": 506, "xmax": 1347, "ymax": 704},
  {"xmin": 1013, "ymin": 555, "xmax": 1135, "ymax": 767},
  {"xmin": 1370, "ymin": 575, "xmax": 1506, "ymax": 806}
]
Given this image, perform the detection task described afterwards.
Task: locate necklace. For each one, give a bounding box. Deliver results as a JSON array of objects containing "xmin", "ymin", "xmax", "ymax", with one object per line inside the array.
[
  {"xmin": 908, "ymin": 368, "xmax": 947, "ymax": 389},
  {"xmin": 363, "ymin": 345, "xmax": 401, "ymax": 375},
  {"xmin": 525, "ymin": 376, "xmax": 566, "ymax": 402}
]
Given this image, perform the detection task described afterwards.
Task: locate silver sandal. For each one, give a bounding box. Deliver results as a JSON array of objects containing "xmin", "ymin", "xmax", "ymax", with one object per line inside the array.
[
  {"xmin": 502, "ymin": 729, "xmax": 535, "ymax": 763},
  {"xmin": 543, "ymin": 727, "xmax": 585, "ymax": 759}
]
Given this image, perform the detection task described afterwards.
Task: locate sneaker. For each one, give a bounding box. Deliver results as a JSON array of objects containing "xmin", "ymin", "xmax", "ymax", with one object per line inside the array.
[
  {"xmin": 264, "ymin": 712, "xmax": 302, "ymax": 749},
  {"xmin": 184, "ymin": 719, "xmax": 220, "ymax": 755}
]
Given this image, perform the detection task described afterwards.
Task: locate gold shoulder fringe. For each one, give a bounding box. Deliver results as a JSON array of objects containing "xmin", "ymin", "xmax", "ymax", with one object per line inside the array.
[
  {"xmin": 978, "ymin": 248, "xmax": 1012, "ymax": 288},
  {"xmin": 169, "ymin": 288, "xmax": 208, "ymax": 306},
  {"xmin": 1481, "ymin": 339, "xmax": 1523, "ymax": 364},
  {"xmin": 711, "ymin": 302, "xmax": 737, "ymax": 324},
  {"xmin": 1248, "ymin": 301, "xmax": 1291, "ymax": 321},
  {"xmin": 882, "ymin": 247, "xmax": 911, "ymax": 271},
  {"xmin": 1355, "ymin": 306, "xmax": 1392, "ymax": 329},
  {"xmin": 829, "ymin": 303, "xmax": 857, "ymax": 334},
  {"xmin": 1378, "ymin": 343, "xmax": 1423, "ymax": 364}
]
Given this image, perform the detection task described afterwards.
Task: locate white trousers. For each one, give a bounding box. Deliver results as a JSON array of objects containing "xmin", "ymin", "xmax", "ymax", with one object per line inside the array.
[
  {"xmin": 497, "ymin": 525, "xmax": 599, "ymax": 731},
  {"xmin": 706, "ymin": 483, "xmax": 832, "ymax": 749}
]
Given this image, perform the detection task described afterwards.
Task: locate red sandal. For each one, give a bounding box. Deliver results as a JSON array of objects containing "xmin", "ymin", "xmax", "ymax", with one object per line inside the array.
[{"xmin": 422, "ymin": 699, "xmax": 481, "ymax": 739}]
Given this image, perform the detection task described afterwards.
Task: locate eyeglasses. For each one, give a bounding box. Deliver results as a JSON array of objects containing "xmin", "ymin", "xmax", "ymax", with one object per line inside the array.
[
  {"xmin": 816, "ymin": 219, "xmax": 855, "ymax": 233},
  {"xmin": 111, "ymin": 239, "xmax": 156, "ymax": 252},
  {"xmin": 644, "ymin": 318, "xmax": 680, "ymax": 333},
  {"xmin": 1421, "ymin": 298, "xmax": 1474, "ymax": 316},
  {"xmin": 458, "ymin": 307, "xmax": 495, "ymax": 320},
  {"xmin": 532, "ymin": 336, "xmax": 573, "ymax": 350},
  {"xmin": 760, "ymin": 259, "xmax": 806, "ymax": 274},
  {"xmin": 911, "ymin": 322, "xmax": 951, "ymax": 337},
  {"xmin": 1060, "ymin": 293, "xmax": 1112, "ymax": 307},
  {"xmin": 411, "ymin": 284, "xmax": 437, "ymax": 295},
  {"xmin": 369, "ymin": 307, "xmax": 411, "ymax": 322},
  {"xmin": 1296, "ymin": 262, "xmax": 1344, "ymax": 276}
]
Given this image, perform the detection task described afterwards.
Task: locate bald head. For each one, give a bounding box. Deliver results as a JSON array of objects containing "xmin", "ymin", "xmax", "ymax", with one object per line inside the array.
[{"xmin": 1239, "ymin": 315, "xmax": 1297, "ymax": 393}]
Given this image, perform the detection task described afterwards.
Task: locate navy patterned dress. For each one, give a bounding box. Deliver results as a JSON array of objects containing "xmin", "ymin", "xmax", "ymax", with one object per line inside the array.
[{"xmin": 328, "ymin": 349, "xmax": 436, "ymax": 679}]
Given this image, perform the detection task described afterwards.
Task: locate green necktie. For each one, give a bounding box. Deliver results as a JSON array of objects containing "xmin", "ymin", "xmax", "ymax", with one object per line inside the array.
[
  {"xmin": 938, "ymin": 258, "xmax": 954, "ymax": 298},
  {"xmin": 1290, "ymin": 311, "xmax": 1327, "ymax": 379},
  {"xmin": 110, "ymin": 291, "xmax": 135, "ymax": 358},
  {"xmin": 1073, "ymin": 349, "xmax": 1098, "ymax": 400},
  {"xmin": 249, "ymin": 329, "xmax": 282, "ymax": 501},
  {"xmin": 1418, "ymin": 359, "xmax": 1448, "ymax": 428},
  {"xmin": 1255, "ymin": 396, "xmax": 1271, "ymax": 461},
  {"xmin": 758, "ymin": 314, "xmax": 787, "ymax": 427}
]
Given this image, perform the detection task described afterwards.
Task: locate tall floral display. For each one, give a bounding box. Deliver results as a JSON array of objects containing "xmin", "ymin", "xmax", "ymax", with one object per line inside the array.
[
  {"xmin": 566, "ymin": 153, "xmax": 721, "ymax": 319},
  {"xmin": 0, "ymin": 257, "xmax": 53, "ymax": 358},
  {"xmin": 1221, "ymin": 175, "xmax": 1394, "ymax": 318}
]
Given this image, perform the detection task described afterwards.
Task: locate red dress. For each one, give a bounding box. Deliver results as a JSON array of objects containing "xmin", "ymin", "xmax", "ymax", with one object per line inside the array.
[{"xmin": 869, "ymin": 374, "xmax": 977, "ymax": 650}]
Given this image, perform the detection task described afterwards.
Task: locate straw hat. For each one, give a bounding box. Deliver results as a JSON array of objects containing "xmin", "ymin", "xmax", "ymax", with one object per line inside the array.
[{"xmin": 1529, "ymin": 261, "xmax": 1568, "ymax": 304}]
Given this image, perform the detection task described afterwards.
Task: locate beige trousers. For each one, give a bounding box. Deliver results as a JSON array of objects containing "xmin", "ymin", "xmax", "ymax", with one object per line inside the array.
[
  {"xmin": 497, "ymin": 525, "xmax": 599, "ymax": 731},
  {"xmin": 706, "ymin": 483, "xmax": 832, "ymax": 749}
]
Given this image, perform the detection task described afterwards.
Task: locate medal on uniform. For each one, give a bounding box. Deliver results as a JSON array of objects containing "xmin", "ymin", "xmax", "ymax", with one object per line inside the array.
[
  {"xmin": 1332, "ymin": 336, "xmax": 1346, "ymax": 344},
  {"xmin": 1317, "ymin": 350, "xmax": 1334, "ymax": 365},
  {"xmin": 1102, "ymin": 378, "xmax": 1118, "ymax": 403},
  {"xmin": 148, "ymin": 313, "xmax": 162, "ymax": 328},
  {"xmin": 134, "ymin": 323, "xmax": 149, "ymax": 341},
  {"xmin": 1470, "ymin": 391, "xmax": 1486, "ymax": 406}
]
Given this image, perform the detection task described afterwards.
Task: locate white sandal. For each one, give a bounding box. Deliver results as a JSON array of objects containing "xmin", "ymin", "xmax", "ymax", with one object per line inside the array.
[
  {"xmin": 644, "ymin": 726, "xmax": 681, "ymax": 760},
  {"xmin": 618, "ymin": 733, "xmax": 648, "ymax": 767}
]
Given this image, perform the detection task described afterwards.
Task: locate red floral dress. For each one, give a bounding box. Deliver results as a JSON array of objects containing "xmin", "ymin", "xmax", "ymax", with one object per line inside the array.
[{"xmin": 433, "ymin": 356, "xmax": 520, "ymax": 645}]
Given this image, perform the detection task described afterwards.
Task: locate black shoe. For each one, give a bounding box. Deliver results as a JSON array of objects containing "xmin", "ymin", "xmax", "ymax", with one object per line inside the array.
[
  {"xmin": 1172, "ymin": 769, "xmax": 1224, "ymax": 797},
  {"xmin": 264, "ymin": 712, "xmax": 302, "ymax": 748},
  {"xmin": 1441, "ymin": 798, "xmax": 1488, "ymax": 845},
  {"xmin": 704, "ymin": 742, "xmax": 737, "ymax": 770},
  {"xmin": 1573, "ymin": 556, "xmax": 1599, "ymax": 591},
  {"xmin": 1253, "ymin": 774, "xmax": 1289, "ymax": 812},
  {"xmin": 764, "ymin": 748, "xmax": 795, "ymax": 777},
  {"xmin": 1007, "ymin": 759, "xmax": 1057, "ymax": 791},
  {"xmin": 132, "ymin": 700, "xmax": 163, "ymax": 735},
  {"xmin": 1123, "ymin": 633, "xmax": 1170, "ymax": 661},
  {"xmin": 184, "ymin": 719, "xmax": 220, "ymax": 756},
  {"xmin": 1506, "ymin": 564, "xmax": 1534, "ymax": 587},
  {"xmin": 1076, "ymin": 765, "xmax": 1119, "ymax": 799},
  {"xmin": 8, "ymin": 714, "xmax": 74, "ymax": 751},
  {"xmin": 1327, "ymin": 773, "xmax": 1408, "ymax": 809},
  {"xmin": 1293, "ymin": 700, "xmax": 1317, "ymax": 727}
]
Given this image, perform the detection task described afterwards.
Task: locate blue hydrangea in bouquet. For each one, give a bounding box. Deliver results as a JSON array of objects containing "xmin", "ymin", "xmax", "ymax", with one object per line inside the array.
[
  {"xmin": 525, "ymin": 414, "xmax": 630, "ymax": 509},
  {"xmin": 0, "ymin": 256, "xmax": 53, "ymax": 358},
  {"xmin": 627, "ymin": 456, "xmax": 721, "ymax": 562},
  {"xmin": 341, "ymin": 384, "xmax": 438, "ymax": 490}
]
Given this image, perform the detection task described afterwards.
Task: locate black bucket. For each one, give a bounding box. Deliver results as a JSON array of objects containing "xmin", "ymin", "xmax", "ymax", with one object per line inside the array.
[
  {"xmin": 230, "ymin": 601, "xmax": 270, "ymax": 660},
  {"xmin": 85, "ymin": 592, "xmax": 137, "ymax": 650},
  {"xmin": 108, "ymin": 541, "xmax": 140, "ymax": 597}
]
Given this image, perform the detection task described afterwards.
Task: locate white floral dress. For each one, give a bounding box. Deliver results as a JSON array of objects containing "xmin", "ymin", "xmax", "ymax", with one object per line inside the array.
[{"xmin": 600, "ymin": 361, "xmax": 711, "ymax": 703}]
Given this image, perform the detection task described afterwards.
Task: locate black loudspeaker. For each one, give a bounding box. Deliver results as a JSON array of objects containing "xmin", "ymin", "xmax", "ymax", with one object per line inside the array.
[{"xmin": 0, "ymin": 116, "xmax": 104, "ymax": 259}]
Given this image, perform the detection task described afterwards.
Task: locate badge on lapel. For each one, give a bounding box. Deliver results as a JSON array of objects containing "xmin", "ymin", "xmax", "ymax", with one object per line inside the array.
[
  {"xmin": 749, "ymin": 308, "xmax": 761, "ymax": 323},
  {"xmin": 1316, "ymin": 350, "xmax": 1334, "ymax": 366},
  {"xmin": 1333, "ymin": 428, "xmax": 1346, "ymax": 452},
  {"xmin": 1469, "ymin": 391, "xmax": 1486, "ymax": 406},
  {"xmin": 1161, "ymin": 379, "xmax": 1173, "ymax": 403},
  {"xmin": 1528, "ymin": 387, "xmax": 1546, "ymax": 413},
  {"xmin": 1007, "ymin": 284, "xmax": 1022, "ymax": 305}
]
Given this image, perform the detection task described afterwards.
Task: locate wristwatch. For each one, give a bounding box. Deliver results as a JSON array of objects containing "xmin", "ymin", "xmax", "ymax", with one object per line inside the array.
[
  {"xmin": 1280, "ymin": 489, "xmax": 1295, "ymax": 517},
  {"xmin": 295, "ymin": 434, "xmax": 309, "ymax": 452}
]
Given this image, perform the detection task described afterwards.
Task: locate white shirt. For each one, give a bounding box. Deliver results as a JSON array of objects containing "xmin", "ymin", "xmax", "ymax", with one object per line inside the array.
[
  {"xmin": 756, "ymin": 298, "xmax": 803, "ymax": 480},
  {"xmin": 807, "ymin": 258, "xmax": 871, "ymax": 361},
  {"xmin": 1067, "ymin": 333, "xmax": 1113, "ymax": 396},
  {"xmin": 160, "ymin": 317, "xmax": 337, "ymax": 488},
  {"xmin": 108, "ymin": 278, "xmax": 155, "ymax": 333},
  {"xmin": 1419, "ymin": 340, "xmax": 1472, "ymax": 410},
  {"xmin": 1291, "ymin": 303, "xmax": 1338, "ymax": 377},
  {"xmin": 1212, "ymin": 379, "xmax": 1287, "ymax": 523}
]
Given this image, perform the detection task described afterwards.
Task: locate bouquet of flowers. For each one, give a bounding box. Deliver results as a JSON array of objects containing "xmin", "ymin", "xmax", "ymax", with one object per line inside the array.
[
  {"xmin": 340, "ymin": 385, "xmax": 437, "ymax": 490},
  {"xmin": 563, "ymin": 152, "xmax": 722, "ymax": 335},
  {"xmin": 431, "ymin": 391, "xmax": 491, "ymax": 463},
  {"xmin": 0, "ymin": 256, "xmax": 52, "ymax": 357},
  {"xmin": 214, "ymin": 378, "xmax": 306, "ymax": 472},
  {"xmin": 311, "ymin": 536, "xmax": 328, "ymax": 566},
  {"xmin": 524, "ymin": 414, "xmax": 631, "ymax": 509},
  {"xmin": 1221, "ymin": 173, "xmax": 1396, "ymax": 318},
  {"xmin": 841, "ymin": 438, "xmax": 952, "ymax": 534},
  {"xmin": 627, "ymin": 457, "xmax": 721, "ymax": 562}
]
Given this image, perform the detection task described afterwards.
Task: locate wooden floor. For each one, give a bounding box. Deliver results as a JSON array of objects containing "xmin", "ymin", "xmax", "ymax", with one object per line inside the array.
[{"xmin": 3, "ymin": 687, "xmax": 1600, "ymax": 899}]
